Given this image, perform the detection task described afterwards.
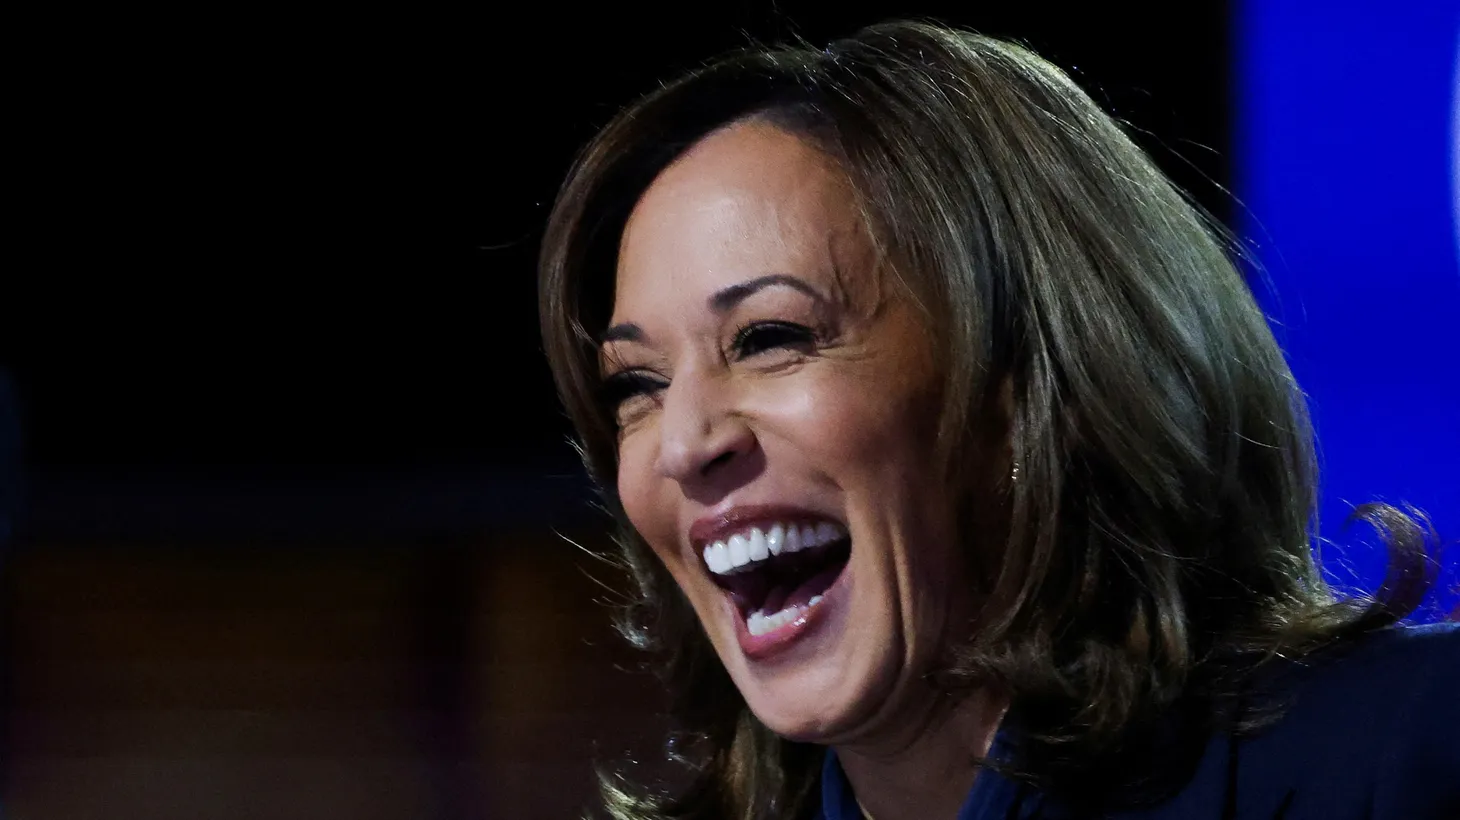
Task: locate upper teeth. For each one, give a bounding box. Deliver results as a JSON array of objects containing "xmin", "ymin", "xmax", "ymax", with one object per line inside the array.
[{"xmin": 702, "ymin": 521, "xmax": 848, "ymax": 576}]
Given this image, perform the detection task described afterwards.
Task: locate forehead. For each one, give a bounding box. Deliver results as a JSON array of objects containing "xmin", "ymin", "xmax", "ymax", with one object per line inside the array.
[{"xmin": 612, "ymin": 120, "xmax": 872, "ymax": 318}]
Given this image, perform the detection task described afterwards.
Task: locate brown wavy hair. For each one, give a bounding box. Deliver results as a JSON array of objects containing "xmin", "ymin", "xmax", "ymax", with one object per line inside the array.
[{"xmin": 537, "ymin": 20, "xmax": 1433, "ymax": 819}]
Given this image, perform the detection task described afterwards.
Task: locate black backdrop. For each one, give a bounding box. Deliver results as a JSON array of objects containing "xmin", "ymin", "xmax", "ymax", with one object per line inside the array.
[{"xmin": 8, "ymin": 1, "xmax": 1230, "ymax": 533}]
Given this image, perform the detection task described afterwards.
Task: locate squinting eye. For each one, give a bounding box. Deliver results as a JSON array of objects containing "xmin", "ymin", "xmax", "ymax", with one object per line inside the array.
[
  {"xmin": 599, "ymin": 369, "xmax": 666, "ymax": 414},
  {"xmin": 731, "ymin": 321, "xmax": 817, "ymax": 358}
]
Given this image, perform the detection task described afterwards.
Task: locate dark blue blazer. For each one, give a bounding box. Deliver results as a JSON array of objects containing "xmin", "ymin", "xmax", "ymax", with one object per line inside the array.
[{"xmin": 820, "ymin": 622, "xmax": 1459, "ymax": 819}]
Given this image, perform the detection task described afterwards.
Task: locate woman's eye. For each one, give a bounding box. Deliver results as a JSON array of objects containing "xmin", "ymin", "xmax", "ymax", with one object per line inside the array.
[
  {"xmin": 731, "ymin": 321, "xmax": 817, "ymax": 358},
  {"xmin": 599, "ymin": 369, "xmax": 666, "ymax": 413}
]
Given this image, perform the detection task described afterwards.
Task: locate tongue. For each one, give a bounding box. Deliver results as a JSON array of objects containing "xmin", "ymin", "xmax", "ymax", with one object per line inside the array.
[{"xmin": 761, "ymin": 564, "xmax": 841, "ymax": 615}]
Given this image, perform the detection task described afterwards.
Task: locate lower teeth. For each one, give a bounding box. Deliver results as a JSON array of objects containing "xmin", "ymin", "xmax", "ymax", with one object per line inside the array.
[{"xmin": 746, "ymin": 594, "xmax": 825, "ymax": 637}]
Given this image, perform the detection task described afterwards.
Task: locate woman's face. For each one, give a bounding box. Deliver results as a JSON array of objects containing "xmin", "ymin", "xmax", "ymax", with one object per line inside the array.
[{"xmin": 603, "ymin": 120, "xmax": 975, "ymax": 743}]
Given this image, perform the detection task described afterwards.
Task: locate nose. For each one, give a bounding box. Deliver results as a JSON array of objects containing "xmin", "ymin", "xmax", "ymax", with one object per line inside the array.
[{"xmin": 653, "ymin": 367, "xmax": 756, "ymax": 485}]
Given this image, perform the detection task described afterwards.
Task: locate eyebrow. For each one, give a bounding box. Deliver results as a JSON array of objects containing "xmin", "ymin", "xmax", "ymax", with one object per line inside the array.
[
  {"xmin": 708, "ymin": 274, "xmax": 825, "ymax": 313},
  {"xmin": 599, "ymin": 274, "xmax": 826, "ymax": 347},
  {"xmin": 599, "ymin": 323, "xmax": 643, "ymax": 345}
]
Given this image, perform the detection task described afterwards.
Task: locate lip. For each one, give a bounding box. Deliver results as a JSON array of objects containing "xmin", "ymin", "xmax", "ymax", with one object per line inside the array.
[{"xmin": 687, "ymin": 503, "xmax": 844, "ymax": 550}]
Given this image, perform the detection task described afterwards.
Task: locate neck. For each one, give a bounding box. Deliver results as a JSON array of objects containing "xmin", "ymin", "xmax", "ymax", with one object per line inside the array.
[{"xmin": 834, "ymin": 687, "xmax": 1007, "ymax": 820}]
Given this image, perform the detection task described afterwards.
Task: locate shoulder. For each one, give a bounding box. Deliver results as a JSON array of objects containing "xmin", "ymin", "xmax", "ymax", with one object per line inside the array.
[
  {"xmin": 1231, "ymin": 622, "xmax": 1460, "ymax": 818},
  {"xmin": 1111, "ymin": 624, "xmax": 1458, "ymax": 819},
  {"xmin": 1266, "ymin": 621, "xmax": 1458, "ymax": 730}
]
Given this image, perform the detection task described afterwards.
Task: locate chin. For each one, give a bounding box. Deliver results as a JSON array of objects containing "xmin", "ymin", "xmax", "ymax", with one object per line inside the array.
[{"xmin": 741, "ymin": 665, "xmax": 893, "ymax": 743}]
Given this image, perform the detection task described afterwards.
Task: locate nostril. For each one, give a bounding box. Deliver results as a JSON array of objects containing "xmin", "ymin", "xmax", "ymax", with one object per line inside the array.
[{"xmin": 701, "ymin": 449, "xmax": 736, "ymax": 475}]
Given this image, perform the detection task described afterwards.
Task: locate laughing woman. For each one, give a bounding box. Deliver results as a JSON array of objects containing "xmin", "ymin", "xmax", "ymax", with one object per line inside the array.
[{"xmin": 537, "ymin": 21, "xmax": 1459, "ymax": 820}]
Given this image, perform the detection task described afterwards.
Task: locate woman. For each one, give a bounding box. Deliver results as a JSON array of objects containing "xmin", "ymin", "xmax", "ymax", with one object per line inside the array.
[{"xmin": 538, "ymin": 21, "xmax": 1458, "ymax": 820}]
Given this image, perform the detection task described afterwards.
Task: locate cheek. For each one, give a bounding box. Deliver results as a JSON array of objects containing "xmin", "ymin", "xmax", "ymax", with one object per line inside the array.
[
  {"xmin": 615, "ymin": 435, "xmax": 681, "ymax": 567},
  {"xmin": 784, "ymin": 374, "xmax": 935, "ymax": 470}
]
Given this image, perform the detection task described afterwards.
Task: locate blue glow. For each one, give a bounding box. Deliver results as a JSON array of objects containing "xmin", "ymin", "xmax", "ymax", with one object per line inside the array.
[{"xmin": 1236, "ymin": 0, "xmax": 1460, "ymax": 619}]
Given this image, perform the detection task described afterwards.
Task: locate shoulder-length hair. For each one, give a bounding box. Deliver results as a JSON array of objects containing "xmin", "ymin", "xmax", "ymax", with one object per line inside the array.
[{"xmin": 538, "ymin": 20, "xmax": 1432, "ymax": 819}]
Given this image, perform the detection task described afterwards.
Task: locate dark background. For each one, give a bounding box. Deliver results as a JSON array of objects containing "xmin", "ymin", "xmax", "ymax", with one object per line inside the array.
[
  {"xmin": 9, "ymin": 0, "xmax": 1229, "ymax": 492},
  {"xmin": 4, "ymin": 2, "xmax": 1232, "ymax": 817}
]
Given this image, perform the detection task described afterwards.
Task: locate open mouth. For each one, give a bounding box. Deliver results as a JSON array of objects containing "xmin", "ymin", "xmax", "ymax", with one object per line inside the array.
[{"xmin": 700, "ymin": 521, "xmax": 852, "ymax": 638}]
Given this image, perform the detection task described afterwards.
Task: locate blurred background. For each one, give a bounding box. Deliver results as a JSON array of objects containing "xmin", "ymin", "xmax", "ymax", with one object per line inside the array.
[{"xmin": 4, "ymin": 0, "xmax": 1457, "ymax": 817}]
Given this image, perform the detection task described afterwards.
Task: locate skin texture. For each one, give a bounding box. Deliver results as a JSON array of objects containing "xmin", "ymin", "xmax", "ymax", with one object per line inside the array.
[{"xmin": 603, "ymin": 120, "xmax": 1004, "ymax": 818}]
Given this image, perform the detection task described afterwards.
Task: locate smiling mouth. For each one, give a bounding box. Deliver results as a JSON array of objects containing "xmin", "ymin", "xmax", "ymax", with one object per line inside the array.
[{"xmin": 701, "ymin": 522, "xmax": 852, "ymax": 638}]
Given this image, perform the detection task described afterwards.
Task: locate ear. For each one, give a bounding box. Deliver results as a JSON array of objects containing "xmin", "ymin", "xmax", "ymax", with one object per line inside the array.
[
  {"xmin": 995, "ymin": 374, "xmax": 1017, "ymax": 489},
  {"xmin": 997, "ymin": 374, "xmax": 1014, "ymax": 421}
]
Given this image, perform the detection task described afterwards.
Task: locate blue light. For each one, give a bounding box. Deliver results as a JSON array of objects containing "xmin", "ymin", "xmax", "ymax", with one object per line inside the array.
[{"xmin": 1236, "ymin": 0, "xmax": 1460, "ymax": 619}]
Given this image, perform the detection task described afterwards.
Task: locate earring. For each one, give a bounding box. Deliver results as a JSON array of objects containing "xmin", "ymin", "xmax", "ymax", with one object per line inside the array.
[{"xmin": 1010, "ymin": 459, "xmax": 1020, "ymax": 484}]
